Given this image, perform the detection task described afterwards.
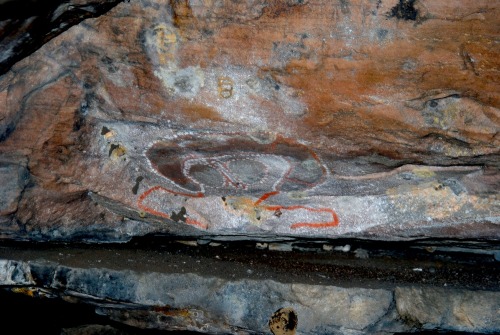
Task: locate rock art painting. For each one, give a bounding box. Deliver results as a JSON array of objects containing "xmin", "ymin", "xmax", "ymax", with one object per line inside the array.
[
  {"xmin": 0, "ymin": 0, "xmax": 498, "ymax": 242},
  {"xmin": 87, "ymin": 120, "xmax": 497, "ymax": 239},
  {"xmin": 137, "ymin": 133, "xmax": 338, "ymax": 230}
]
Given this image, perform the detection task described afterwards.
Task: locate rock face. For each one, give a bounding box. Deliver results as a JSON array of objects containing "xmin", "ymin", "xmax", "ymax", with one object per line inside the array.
[
  {"xmin": 0, "ymin": 0, "xmax": 499, "ymax": 242},
  {"xmin": 0, "ymin": 0, "xmax": 124, "ymax": 75},
  {"xmin": 396, "ymin": 287, "xmax": 500, "ymax": 333},
  {"xmin": 1, "ymin": 2, "xmax": 499, "ymax": 333},
  {"xmin": 1, "ymin": 241, "xmax": 499, "ymax": 334},
  {"xmin": 1, "ymin": 259, "xmax": 397, "ymax": 334}
]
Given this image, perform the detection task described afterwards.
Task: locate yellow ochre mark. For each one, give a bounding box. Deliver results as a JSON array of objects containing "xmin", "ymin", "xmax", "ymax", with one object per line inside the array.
[
  {"xmin": 386, "ymin": 182, "xmax": 471, "ymax": 220},
  {"xmin": 101, "ymin": 126, "xmax": 115, "ymax": 139},
  {"xmin": 218, "ymin": 77, "xmax": 234, "ymax": 99},
  {"xmin": 109, "ymin": 143, "xmax": 126, "ymax": 160},
  {"xmin": 153, "ymin": 24, "xmax": 177, "ymax": 66},
  {"xmin": 11, "ymin": 287, "xmax": 35, "ymax": 297},
  {"xmin": 223, "ymin": 196, "xmax": 268, "ymax": 225},
  {"xmin": 411, "ymin": 168, "xmax": 436, "ymax": 178}
]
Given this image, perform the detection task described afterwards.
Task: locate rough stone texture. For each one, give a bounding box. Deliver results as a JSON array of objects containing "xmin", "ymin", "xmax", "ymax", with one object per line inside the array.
[
  {"xmin": 0, "ymin": 0, "xmax": 499, "ymax": 242},
  {"xmin": 0, "ymin": 259, "xmax": 394, "ymax": 334},
  {"xmin": 61, "ymin": 325, "xmax": 128, "ymax": 335},
  {"xmin": 0, "ymin": 156, "xmax": 29, "ymax": 216},
  {"xmin": 0, "ymin": 0, "xmax": 124, "ymax": 75},
  {"xmin": 396, "ymin": 286, "xmax": 500, "ymax": 333},
  {"xmin": 1, "ymin": 257, "xmax": 499, "ymax": 334},
  {"xmin": 2, "ymin": 239, "xmax": 499, "ymax": 334},
  {"xmin": 1, "ymin": 2, "xmax": 499, "ymax": 333}
]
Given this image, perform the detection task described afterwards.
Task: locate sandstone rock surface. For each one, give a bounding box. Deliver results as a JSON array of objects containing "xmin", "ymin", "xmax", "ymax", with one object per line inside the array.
[
  {"xmin": 396, "ymin": 286, "xmax": 500, "ymax": 333},
  {"xmin": 1, "ymin": 241, "xmax": 499, "ymax": 334},
  {"xmin": 0, "ymin": 0, "xmax": 498, "ymax": 242}
]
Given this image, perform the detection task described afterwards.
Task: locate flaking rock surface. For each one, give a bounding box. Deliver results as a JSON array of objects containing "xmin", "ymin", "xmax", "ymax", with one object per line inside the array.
[{"xmin": 0, "ymin": 0, "xmax": 499, "ymax": 242}]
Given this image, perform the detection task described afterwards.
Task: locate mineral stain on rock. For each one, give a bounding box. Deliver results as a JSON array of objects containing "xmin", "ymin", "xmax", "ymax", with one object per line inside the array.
[
  {"xmin": 170, "ymin": 206, "xmax": 187, "ymax": 223},
  {"xmin": 101, "ymin": 126, "xmax": 111, "ymax": 136},
  {"xmin": 388, "ymin": 0, "xmax": 418, "ymax": 21},
  {"xmin": 132, "ymin": 176, "xmax": 144, "ymax": 195},
  {"xmin": 269, "ymin": 307, "xmax": 298, "ymax": 335},
  {"xmin": 109, "ymin": 144, "xmax": 126, "ymax": 159}
]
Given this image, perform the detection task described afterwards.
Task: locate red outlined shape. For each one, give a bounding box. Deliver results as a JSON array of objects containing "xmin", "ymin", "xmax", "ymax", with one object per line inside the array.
[
  {"xmin": 254, "ymin": 191, "xmax": 339, "ymax": 229},
  {"xmin": 138, "ymin": 133, "xmax": 340, "ymax": 230},
  {"xmin": 137, "ymin": 186, "xmax": 207, "ymax": 229}
]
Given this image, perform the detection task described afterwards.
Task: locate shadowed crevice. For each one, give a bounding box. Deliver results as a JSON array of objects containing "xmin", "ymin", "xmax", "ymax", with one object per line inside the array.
[{"xmin": 0, "ymin": 0, "xmax": 125, "ymax": 76}]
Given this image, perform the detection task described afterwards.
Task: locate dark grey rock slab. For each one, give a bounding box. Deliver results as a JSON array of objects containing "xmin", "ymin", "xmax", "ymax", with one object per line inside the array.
[
  {"xmin": 1, "ymin": 240, "xmax": 499, "ymax": 334},
  {"xmin": 1, "ymin": 259, "xmax": 395, "ymax": 334}
]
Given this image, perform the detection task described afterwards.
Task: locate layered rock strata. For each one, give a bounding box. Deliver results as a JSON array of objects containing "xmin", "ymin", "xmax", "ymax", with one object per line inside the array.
[{"xmin": 1, "ymin": 240, "xmax": 499, "ymax": 334}]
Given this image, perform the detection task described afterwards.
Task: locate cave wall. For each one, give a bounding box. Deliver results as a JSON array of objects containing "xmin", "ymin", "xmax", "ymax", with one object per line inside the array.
[{"xmin": 0, "ymin": 0, "xmax": 498, "ymax": 242}]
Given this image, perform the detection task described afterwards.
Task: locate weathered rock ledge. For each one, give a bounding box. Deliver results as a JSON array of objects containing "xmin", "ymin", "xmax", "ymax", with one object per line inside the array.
[{"xmin": 1, "ymin": 239, "xmax": 499, "ymax": 334}]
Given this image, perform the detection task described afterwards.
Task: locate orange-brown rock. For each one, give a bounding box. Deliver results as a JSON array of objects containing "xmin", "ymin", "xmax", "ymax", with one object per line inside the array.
[{"xmin": 0, "ymin": 0, "xmax": 498, "ymax": 241}]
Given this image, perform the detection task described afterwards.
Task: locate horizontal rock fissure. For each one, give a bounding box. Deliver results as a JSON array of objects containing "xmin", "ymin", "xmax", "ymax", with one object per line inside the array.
[{"xmin": 1, "ymin": 237, "xmax": 499, "ymax": 291}]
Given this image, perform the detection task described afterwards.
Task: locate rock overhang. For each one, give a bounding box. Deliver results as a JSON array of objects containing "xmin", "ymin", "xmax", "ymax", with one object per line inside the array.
[{"xmin": 0, "ymin": 0, "xmax": 498, "ymax": 242}]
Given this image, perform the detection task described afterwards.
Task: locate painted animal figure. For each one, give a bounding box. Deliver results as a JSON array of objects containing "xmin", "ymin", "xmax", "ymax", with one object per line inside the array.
[{"xmin": 138, "ymin": 132, "xmax": 339, "ymax": 230}]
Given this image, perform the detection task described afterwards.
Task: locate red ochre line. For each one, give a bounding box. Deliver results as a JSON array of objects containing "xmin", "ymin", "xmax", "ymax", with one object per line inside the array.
[
  {"xmin": 254, "ymin": 191, "xmax": 280, "ymax": 206},
  {"xmin": 139, "ymin": 186, "xmax": 338, "ymax": 230},
  {"xmin": 263, "ymin": 204, "xmax": 339, "ymax": 229},
  {"xmin": 142, "ymin": 133, "xmax": 337, "ymax": 230},
  {"xmin": 255, "ymin": 191, "xmax": 339, "ymax": 229},
  {"xmin": 137, "ymin": 186, "xmax": 207, "ymax": 229}
]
